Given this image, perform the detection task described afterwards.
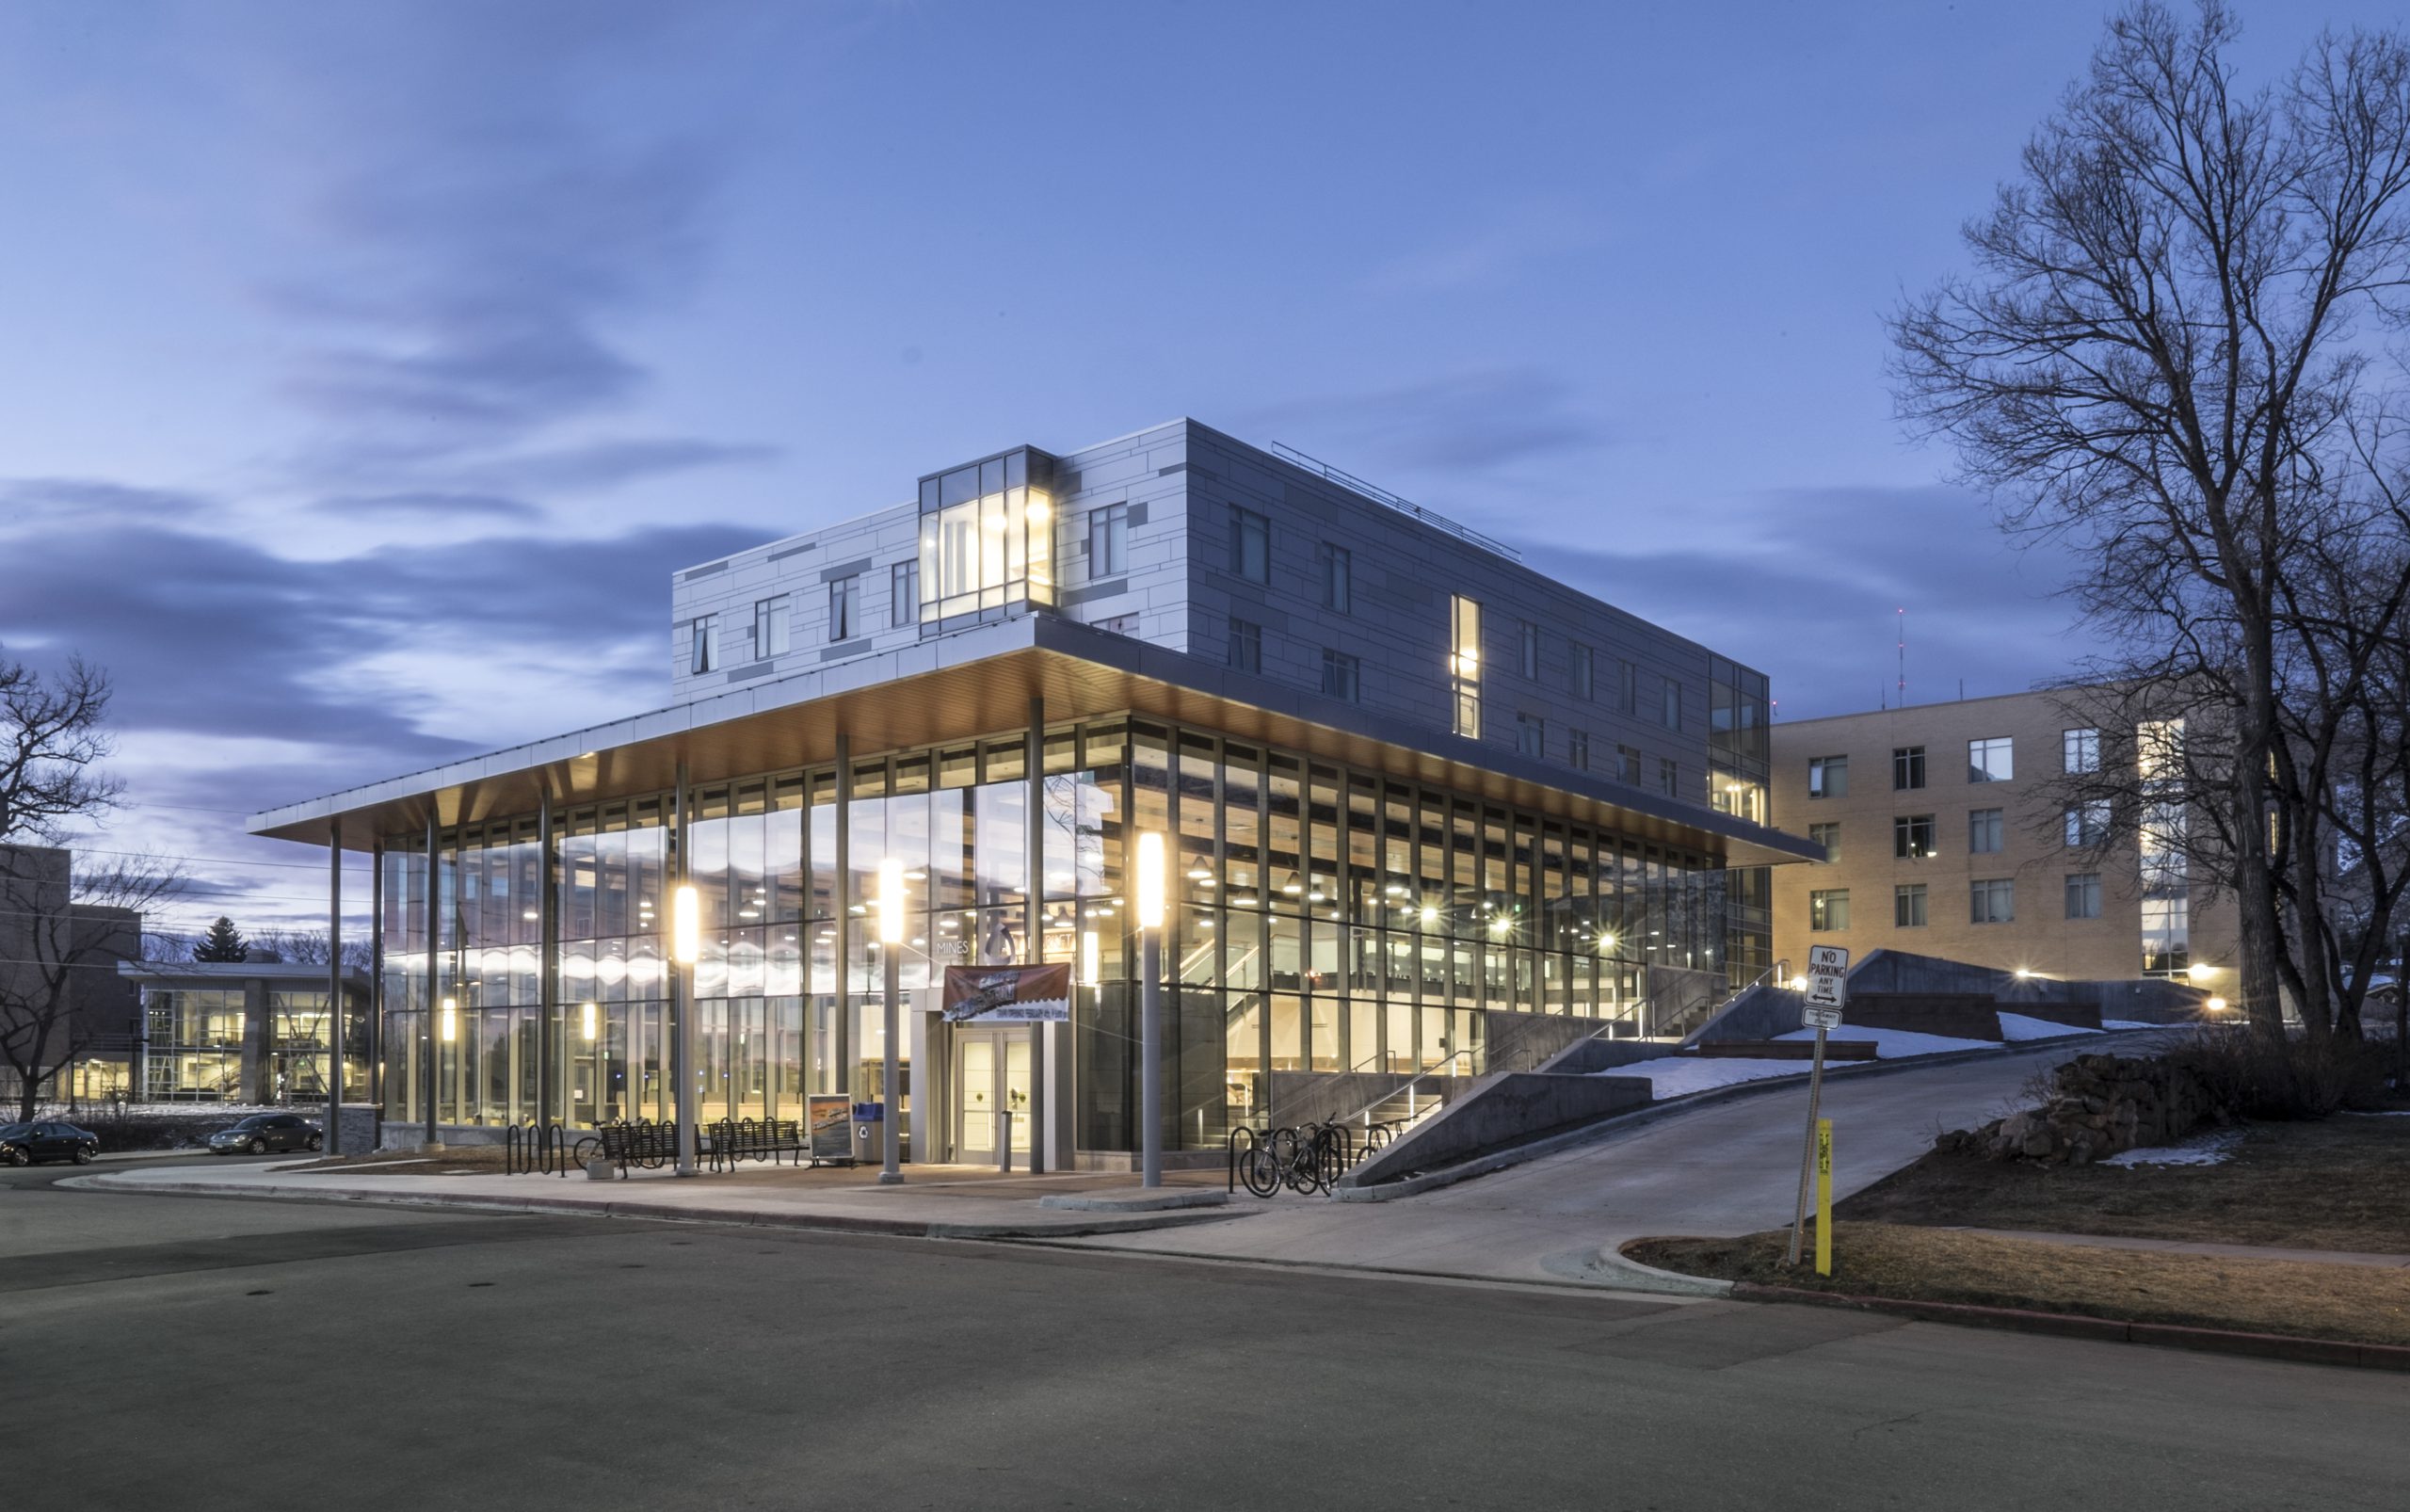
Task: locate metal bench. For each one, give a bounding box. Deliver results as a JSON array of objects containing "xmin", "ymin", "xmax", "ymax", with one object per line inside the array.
[{"xmin": 705, "ymin": 1117, "xmax": 810, "ymax": 1173}]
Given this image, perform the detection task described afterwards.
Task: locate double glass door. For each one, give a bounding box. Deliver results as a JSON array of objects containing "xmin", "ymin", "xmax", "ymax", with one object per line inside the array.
[{"xmin": 955, "ymin": 1030, "xmax": 1032, "ymax": 1162}]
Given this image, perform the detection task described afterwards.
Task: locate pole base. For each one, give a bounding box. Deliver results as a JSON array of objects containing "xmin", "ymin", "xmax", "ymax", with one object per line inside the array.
[{"xmin": 876, "ymin": 1170, "xmax": 906, "ymax": 1185}]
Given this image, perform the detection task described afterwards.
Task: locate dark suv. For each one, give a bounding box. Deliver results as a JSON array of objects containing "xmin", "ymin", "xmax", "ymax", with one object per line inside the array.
[
  {"xmin": 206, "ymin": 1113, "xmax": 323, "ymax": 1156},
  {"xmin": 0, "ymin": 1120, "xmax": 101, "ymax": 1166}
]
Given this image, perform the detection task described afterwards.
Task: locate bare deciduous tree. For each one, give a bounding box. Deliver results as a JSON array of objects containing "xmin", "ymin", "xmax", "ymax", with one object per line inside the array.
[
  {"xmin": 1892, "ymin": 1, "xmax": 2410, "ymax": 1037},
  {"xmin": 0, "ymin": 654, "xmax": 123, "ymax": 845}
]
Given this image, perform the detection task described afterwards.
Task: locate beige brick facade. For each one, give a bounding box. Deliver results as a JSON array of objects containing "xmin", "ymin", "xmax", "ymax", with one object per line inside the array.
[{"xmin": 1768, "ymin": 689, "xmax": 2239, "ymax": 998}]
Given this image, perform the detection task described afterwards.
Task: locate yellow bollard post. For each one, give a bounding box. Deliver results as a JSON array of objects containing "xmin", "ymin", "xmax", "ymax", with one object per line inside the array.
[{"xmin": 1815, "ymin": 1118, "xmax": 1834, "ymax": 1278}]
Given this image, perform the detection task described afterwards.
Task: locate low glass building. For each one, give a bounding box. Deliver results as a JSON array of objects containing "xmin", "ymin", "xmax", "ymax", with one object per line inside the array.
[
  {"xmin": 117, "ymin": 962, "xmax": 371, "ymax": 1104},
  {"xmin": 252, "ymin": 421, "xmax": 1817, "ymax": 1162}
]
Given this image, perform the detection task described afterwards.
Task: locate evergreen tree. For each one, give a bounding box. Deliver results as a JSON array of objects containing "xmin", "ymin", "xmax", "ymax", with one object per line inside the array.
[{"xmin": 193, "ymin": 915, "xmax": 249, "ymax": 963}]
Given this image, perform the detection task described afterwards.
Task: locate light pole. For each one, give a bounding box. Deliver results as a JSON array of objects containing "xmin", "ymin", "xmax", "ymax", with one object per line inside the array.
[
  {"xmin": 1134, "ymin": 829, "xmax": 1165, "ymax": 1188},
  {"xmin": 671, "ymin": 881, "xmax": 700, "ymax": 1175},
  {"xmin": 876, "ymin": 856, "xmax": 906, "ymax": 1185}
]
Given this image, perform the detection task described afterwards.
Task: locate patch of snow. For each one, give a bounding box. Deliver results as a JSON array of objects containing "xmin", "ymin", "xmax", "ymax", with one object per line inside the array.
[
  {"xmin": 2339, "ymin": 1109, "xmax": 2410, "ymax": 1117},
  {"xmin": 1594, "ymin": 1057, "xmax": 1811, "ymax": 1097},
  {"xmin": 2101, "ymin": 1127, "xmax": 2244, "ymax": 1167},
  {"xmin": 1998, "ymin": 1013, "xmax": 2100, "ymax": 1042},
  {"xmin": 1774, "ymin": 1025, "xmax": 2000, "ymax": 1057},
  {"xmin": 2102, "ymin": 1020, "xmax": 2156, "ymax": 1031}
]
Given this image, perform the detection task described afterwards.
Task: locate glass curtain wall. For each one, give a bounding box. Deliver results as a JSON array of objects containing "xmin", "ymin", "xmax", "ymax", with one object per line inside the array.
[{"xmin": 377, "ymin": 721, "xmax": 1732, "ymax": 1145}]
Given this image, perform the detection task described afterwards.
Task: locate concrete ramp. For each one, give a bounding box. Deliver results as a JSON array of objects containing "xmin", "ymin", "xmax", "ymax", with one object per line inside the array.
[{"xmin": 1340, "ymin": 1070, "xmax": 1653, "ymax": 1187}]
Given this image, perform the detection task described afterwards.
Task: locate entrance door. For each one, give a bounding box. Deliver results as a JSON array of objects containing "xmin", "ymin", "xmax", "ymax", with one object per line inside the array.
[{"xmin": 953, "ymin": 1030, "xmax": 1033, "ymax": 1163}]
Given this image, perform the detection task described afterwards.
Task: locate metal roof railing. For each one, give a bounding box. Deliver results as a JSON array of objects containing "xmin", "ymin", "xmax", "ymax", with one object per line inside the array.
[{"xmin": 1268, "ymin": 442, "xmax": 1522, "ymax": 562}]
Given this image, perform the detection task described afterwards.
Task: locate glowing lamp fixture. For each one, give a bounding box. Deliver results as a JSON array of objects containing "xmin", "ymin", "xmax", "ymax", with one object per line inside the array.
[
  {"xmin": 1081, "ymin": 929, "xmax": 1101, "ymax": 988},
  {"xmin": 1789, "ymin": 975, "xmax": 1809, "ymax": 991},
  {"xmin": 876, "ymin": 857, "xmax": 906, "ymax": 946},
  {"xmin": 440, "ymin": 996, "xmax": 458, "ymax": 1043},
  {"xmin": 2187, "ymin": 963, "xmax": 2216, "ymax": 984},
  {"xmin": 2206, "ymin": 995, "xmax": 2231, "ymax": 1014},
  {"xmin": 581, "ymin": 1001, "xmax": 598, "ymax": 1042},
  {"xmin": 671, "ymin": 884, "xmax": 701, "ymax": 965},
  {"xmin": 1134, "ymin": 831, "xmax": 1166, "ymax": 930},
  {"xmin": 2014, "ymin": 967, "xmax": 2032, "ymax": 979}
]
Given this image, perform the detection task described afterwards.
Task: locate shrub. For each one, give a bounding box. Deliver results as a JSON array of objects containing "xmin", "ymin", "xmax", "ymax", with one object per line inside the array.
[{"xmin": 2165, "ymin": 1026, "xmax": 2390, "ymax": 1120}]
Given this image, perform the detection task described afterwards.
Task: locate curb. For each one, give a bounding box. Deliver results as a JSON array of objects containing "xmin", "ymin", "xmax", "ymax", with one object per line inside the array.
[
  {"xmin": 1729, "ymin": 1282, "xmax": 2410, "ymax": 1373},
  {"xmin": 61, "ymin": 1172, "xmax": 1258, "ymax": 1241},
  {"xmin": 1335, "ymin": 1029, "xmax": 2161, "ymax": 1202}
]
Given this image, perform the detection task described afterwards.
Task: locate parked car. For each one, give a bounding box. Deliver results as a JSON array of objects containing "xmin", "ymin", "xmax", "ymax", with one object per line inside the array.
[
  {"xmin": 0, "ymin": 1120, "xmax": 101, "ymax": 1166},
  {"xmin": 206, "ymin": 1113, "xmax": 323, "ymax": 1156}
]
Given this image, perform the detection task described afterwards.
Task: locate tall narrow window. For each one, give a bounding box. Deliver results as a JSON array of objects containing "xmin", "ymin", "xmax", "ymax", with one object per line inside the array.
[
  {"xmin": 1518, "ymin": 620, "xmax": 1540, "ymax": 679},
  {"xmin": 1661, "ymin": 681, "xmax": 1681, "ymax": 732},
  {"xmin": 1893, "ymin": 746, "xmax": 1926, "ymax": 790},
  {"xmin": 1449, "ymin": 595, "xmax": 1481, "ymax": 739},
  {"xmin": 1618, "ymin": 659, "xmax": 1637, "ymax": 716},
  {"xmin": 1318, "ymin": 541, "xmax": 1351, "ymax": 612},
  {"xmin": 1968, "ymin": 736, "xmax": 2014, "ymax": 782},
  {"xmin": 1808, "ymin": 755, "xmax": 1849, "ymax": 798},
  {"xmin": 1229, "ymin": 618, "xmax": 1262, "ymax": 674},
  {"xmin": 2063, "ymin": 727, "xmax": 2101, "ymax": 773},
  {"xmin": 1516, "ymin": 713, "xmax": 1546, "ymax": 758},
  {"xmin": 752, "ymin": 594, "xmax": 790, "ymax": 659},
  {"xmin": 1321, "ymin": 649, "xmax": 1358, "ymax": 701},
  {"xmin": 1616, "ymin": 745, "xmax": 1642, "ymax": 784},
  {"xmin": 1569, "ymin": 641, "xmax": 1595, "ymax": 700},
  {"xmin": 1230, "ymin": 506, "xmax": 1269, "ymax": 583},
  {"xmin": 892, "ymin": 561, "xmax": 920, "ymax": 627},
  {"xmin": 828, "ymin": 574, "xmax": 860, "ymax": 642},
  {"xmin": 1567, "ymin": 729, "xmax": 1590, "ymax": 771},
  {"xmin": 690, "ymin": 613, "xmax": 718, "ymax": 674},
  {"xmin": 1657, "ymin": 758, "xmax": 1678, "ymax": 796},
  {"xmin": 1088, "ymin": 504, "xmax": 1129, "ymax": 578}
]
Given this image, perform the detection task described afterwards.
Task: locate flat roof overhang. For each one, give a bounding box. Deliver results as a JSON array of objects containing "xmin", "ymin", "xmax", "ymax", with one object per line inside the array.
[{"xmin": 249, "ymin": 616, "xmax": 1825, "ymax": 868}]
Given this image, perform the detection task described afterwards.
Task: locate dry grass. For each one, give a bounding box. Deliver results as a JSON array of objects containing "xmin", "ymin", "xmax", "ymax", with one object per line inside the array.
[
  {"xmin": 1627, "ymin": 1224, "xmax": 2410, "ymax": 1347},
  {"xmin": 1843, "ymin": 1117, "xmax": 2410, "ymax": 1253}
]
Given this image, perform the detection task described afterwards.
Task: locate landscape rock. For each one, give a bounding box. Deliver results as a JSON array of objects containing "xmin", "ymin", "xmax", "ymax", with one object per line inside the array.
[{"xmin": 1938, "ymin": 1053, "xmax": 2234, "ymax": 1166}]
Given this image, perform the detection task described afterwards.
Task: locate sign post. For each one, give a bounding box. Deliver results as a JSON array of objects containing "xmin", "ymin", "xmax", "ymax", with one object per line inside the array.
[
  {"xmin": 1785, "ymin": 945, "xmax": 1848, "ymax": 1268},
  {"xmin": 1815, "ymin": 1118, "xmax": 1835, "ymax": 1277}
]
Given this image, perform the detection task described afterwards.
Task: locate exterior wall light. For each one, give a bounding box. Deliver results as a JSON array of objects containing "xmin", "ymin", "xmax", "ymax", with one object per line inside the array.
[
  {"xmin": 2187, "ymin": 963, "xmax": 2216, "ymax": 984},
  {"xmin": 876, "ymin": 857, "xmax": 906, "ymax": 946},
  {"xmin": 440, "ymin": 996, "xmax": 457, "ymax": 1043},
  {"xmin": 581, "ymin": 1001, "xmax": 598, "ymax": 1042},
  {"xmin": 1135, "ymin": 831, "xmax": 1165, "ymax": 930},
  {"xmin": 1081, "ymin": 929, "xmax": 1100, "ymax": 989}
]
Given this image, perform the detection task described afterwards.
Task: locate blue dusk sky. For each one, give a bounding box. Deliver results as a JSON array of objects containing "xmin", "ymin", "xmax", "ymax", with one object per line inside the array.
[{"xmin": 0, "ymin": 0, "xmax": 2387, "ymax": 933}]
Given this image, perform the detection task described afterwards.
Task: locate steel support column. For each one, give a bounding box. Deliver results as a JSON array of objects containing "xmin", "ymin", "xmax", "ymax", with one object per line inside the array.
[{"xmin": 327, "ymin": 818, "xmax": 344, "ymax": 1155}]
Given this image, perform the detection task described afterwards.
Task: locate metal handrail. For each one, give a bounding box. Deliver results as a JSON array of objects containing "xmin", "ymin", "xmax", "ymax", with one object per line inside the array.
[{"xmin": 1268, "ymin": 442, "xmax": 1523, "ymax": 562}]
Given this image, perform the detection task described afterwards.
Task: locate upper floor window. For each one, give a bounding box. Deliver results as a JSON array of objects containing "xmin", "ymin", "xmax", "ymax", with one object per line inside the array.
[
  {"xmin": 1893, "ymin": 746, "xmax": 1926, "ymax": 790},
  {"xmin": 1088, "ymin": 504, "xmax": 1130, "ymax": 578},
  {"xmin": 918, "ymin": 447, "xmax": 1054, "ymax": 620},
  {"xmin": 1895, "ymin": 883, "xmax": 1928, "ymax": 927},
  {"xmin": 1617, "ymin": 659, "xmax": 1638, "ymax": 716},
  {"xmin": 1661, "ymin": 681, "xmax": 1681, "ymax": 732},
  {"xmin": 2137, "ymin": 717, "xmax": 2185, "ymax": 787},
  {"xmin": 892, "ymin": 562, "xmax": 920, "ymax": 627},
  {"xmin": 2065, "ymin": 872, "xmax": 2102, "ymax": 920},
  {"xmin": 1809, "ymin": 889, "xmax": 1850, "ymax": 932},
  {"xmin": 1893, "ymin": 813, "xmax": 1936, "ymax": 859},
  {"xmin": 1569, "ymin": 642, "xmax": 1595, "ymax": 700},
  {"xmin": 1321, "ymin": 649, "xmax": 1359, "ymax": 702},
  {"xmin": 828, "ymin": 575, "xmax": 860, "ymax": 641},
  {"xmin": 1657, "ymin": 757, "xmax": 1678, "ymax": 797},
  {"xmin": 1230, "ymin": 506, "xmax": 1269, "ymax": 583},
  {"xmin": 752, "ymin": 596, "xmax": 789, "ymax": 659},
  {"xmin": 1617, "ymin": 745, "xmax": 1643, "ymax": 785},
  {"xmin": 1968, "ymin": 736, "xmax": 2014, "ymax": 783},
  {"xmin": 1968, "ymin": 807, "xmax": 2005, "ymax": 854},
  {"xmin": 1229, "ymin": 618, "xmax": 1262, "ymax": 674},
  {"xmin": 1516, "ymin": 713, "xmax": 1546, "ymax": 758},
  {"xmin": 1317, "ymin": 541, "xmax": 1351, "ymax": 613},
  {"xmin": 1568, "ymin": 729, "xmax": 1590, "ymax": 771},
  {"xmin": 1969, "ymin": 877, "xmax": 2016, "ymax": 925},
  {"xmin": 1808, "ymin": 822, "xmax": 1840, "ymax": 861},
  {"xmin": 690, "ymin": 613, "xmax": 718, "ymax": 674},
  {"xmin": 1808, "ymin": 755, "xmax": 1848, "ymax": 798},
  {"xmin": 1518, "ymin": 620, "xmax": 1540, "ymax": 680},
  {"xmin": 2063, "ymin": 727, "xmax": 2101, "ymax": 773},
  {"xmin": 1449, "ymin": 595, "xmax": 1481, "ymax": 739},
  {"xmin": 2065, "ymin": 800, "xmax": 2110, "ymax": 848}
]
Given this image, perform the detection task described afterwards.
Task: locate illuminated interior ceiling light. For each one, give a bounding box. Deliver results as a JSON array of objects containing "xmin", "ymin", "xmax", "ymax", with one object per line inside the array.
[
  {"xmin": 522, "ymin": 910, "xmax": 539, "ymax": 922},
  {"xmin": 1188, "ymin": 868, "xmax": 1213, "ymax": 880},
  {"xmin": 906, "ymin": 870, "xmax": 927, "ymax": 881}
]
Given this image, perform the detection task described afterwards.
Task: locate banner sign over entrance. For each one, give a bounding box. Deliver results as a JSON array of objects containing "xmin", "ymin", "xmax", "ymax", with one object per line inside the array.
[{"xmin": 941, "ymin": 963, "xmax": 1073, "ymax": 1023}]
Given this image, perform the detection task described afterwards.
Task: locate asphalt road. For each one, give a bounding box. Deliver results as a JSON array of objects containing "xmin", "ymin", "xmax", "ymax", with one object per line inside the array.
[{"xmin": 3, "ymin": 1156, "xmax": 2404, "ymax": 1511}]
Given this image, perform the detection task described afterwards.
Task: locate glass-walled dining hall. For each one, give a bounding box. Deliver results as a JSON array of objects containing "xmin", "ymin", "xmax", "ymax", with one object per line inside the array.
[{"xmin": 378, "ymin": 717, "xmax": 1763, "ymax": 1153}]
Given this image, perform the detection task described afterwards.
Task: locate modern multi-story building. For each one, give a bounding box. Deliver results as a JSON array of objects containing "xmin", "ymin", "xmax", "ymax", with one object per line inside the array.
[
  {"xmin": 247, "ymin": 419, "xmax": 1817, "ymax": 1165},
  {"xmin": 0, "ymin": 843, "xmax": 141, "ymax": 1108},
  {"xmin": 1768, "ymin": 688, "xmax": 2240, "ymax": 996},
  {"xmin": 115, "ymin": 960, "xmax": 370, "ymax": 1104}
]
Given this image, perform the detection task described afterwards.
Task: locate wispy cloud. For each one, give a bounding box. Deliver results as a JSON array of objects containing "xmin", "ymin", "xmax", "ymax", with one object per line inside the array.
[
  {"xmin": 1245, "ymin": 367, "xmax": 1611, "ymax": 477},
  {"xmin": 1363, "ymin": 198, "xmax": 1609, "ymax": 297}
]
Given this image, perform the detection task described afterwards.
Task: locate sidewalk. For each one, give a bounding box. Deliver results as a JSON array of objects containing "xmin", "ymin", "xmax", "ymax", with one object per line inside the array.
[{"xmin": 73, "ymin": 1160, "xmax": 1251, "ymax": 1241}]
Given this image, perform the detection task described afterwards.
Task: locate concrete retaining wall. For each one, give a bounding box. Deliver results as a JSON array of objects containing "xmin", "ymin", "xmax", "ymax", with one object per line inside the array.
[
  {"xmin": 1342, "ymin": 1071, "xmax": 1653, "ymax": 1186},
  {"xmin": 1850, "ymin": 949, "xmax": 2206, "ymax": 1021},
  {"xmin": 1847, "ymin": 992, "xmax": 2005, "ymax": 1042},
  {"xmin": 1261, "ymin": 1070, "xmax": 1454, "ymax": 1126},
  {"xmin": 1544, "ymin": 1038, "xmax": 1680, "ymax": 1074}
]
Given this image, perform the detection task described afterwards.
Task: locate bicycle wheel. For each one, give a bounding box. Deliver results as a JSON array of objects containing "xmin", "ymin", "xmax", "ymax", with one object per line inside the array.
[{"xmin": 1241, "ymin": 1145, "xmax": 1283, "ymax": 1198}]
